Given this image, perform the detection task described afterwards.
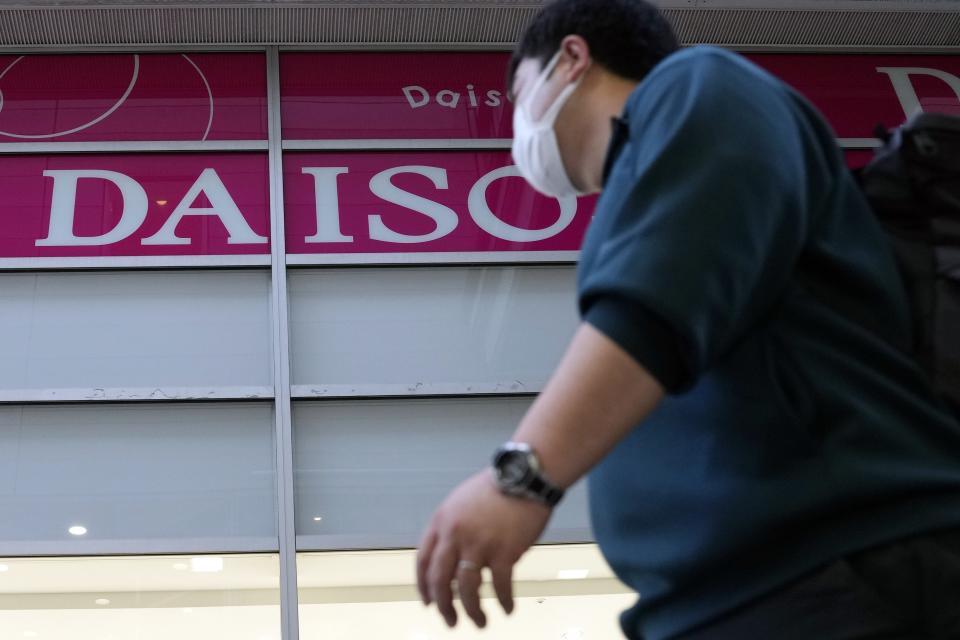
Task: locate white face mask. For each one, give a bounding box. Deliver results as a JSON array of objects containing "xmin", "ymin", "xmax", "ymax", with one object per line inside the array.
[{"xmin": 512, "ymin": 50, "xmax": 586, "ymax": 199}]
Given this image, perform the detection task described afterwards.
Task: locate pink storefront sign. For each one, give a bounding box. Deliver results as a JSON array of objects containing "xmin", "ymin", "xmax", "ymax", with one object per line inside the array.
[
  {"xmin": 280, "ymin": 52, "xmax": 514, "ymax": 140},
  {"xmin": 0, "ymin": 53, "xmax": 267, "ymax": 142},
  {"xmin": 750, "ymin": 54, "xmax": 960, "ymax": 139},
  {"xmin": 284, "ymin": 152, "xmax": 596, "ymax": 262},
  {"xmin": 0, "ymin": 154, "xmax": 270, "ymax": 262},
  {"xmin": 845, "ymin": 150, "xmax": 877, "ymax": 170},
  {"xmin": 280, "ymin": 52, "xmax": 960, "ymax": 141}
]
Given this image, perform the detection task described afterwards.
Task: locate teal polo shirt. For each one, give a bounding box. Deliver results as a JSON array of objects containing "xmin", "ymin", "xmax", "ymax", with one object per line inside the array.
[{"xmin": 577, "ymin": 46, "xmax": 960, "ymax": 640}]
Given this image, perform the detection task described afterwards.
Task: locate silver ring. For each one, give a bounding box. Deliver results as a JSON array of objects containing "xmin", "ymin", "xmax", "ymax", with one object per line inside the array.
[{"xmin": 457, "ymin": 559, "xmax": 481, "ymax": 572}]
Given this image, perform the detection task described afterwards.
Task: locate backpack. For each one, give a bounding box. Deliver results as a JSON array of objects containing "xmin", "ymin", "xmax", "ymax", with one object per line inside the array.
[{"xmin": 857, "ymin": 111, "xmax": 960, "ymax": 409}]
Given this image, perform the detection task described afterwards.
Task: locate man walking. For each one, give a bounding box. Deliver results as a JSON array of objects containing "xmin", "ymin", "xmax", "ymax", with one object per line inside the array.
[{"xmin": 416, "ymin": 1, "xmax": 960, "ymax": 638}]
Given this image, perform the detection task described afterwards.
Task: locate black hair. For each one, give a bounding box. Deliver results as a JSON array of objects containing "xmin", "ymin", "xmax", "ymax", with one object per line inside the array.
[{"xmin": 507, "ymin": 0, "xmax": 679, "ymax": 94}]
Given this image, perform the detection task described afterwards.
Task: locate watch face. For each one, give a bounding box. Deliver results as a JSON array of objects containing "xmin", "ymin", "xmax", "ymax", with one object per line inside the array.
[{"xmin": 498, "ymin": 451, "xmax": 529, "ymax": 486}]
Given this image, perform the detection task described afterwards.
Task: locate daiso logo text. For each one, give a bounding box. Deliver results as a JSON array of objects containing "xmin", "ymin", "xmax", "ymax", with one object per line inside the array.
[
  {"xmin": 401, "ymin": 84, "xmax": 508, "ymax": 110},
  {"xmin": 16, "ymin": 152, "xmax": 593, "ymax": 258}
]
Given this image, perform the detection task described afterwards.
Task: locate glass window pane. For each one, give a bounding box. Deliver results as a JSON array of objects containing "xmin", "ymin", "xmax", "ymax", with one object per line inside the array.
[
  {"xmin": 0, "ymin": 270, "xmax": 272, "ymax": 396},
  {"xmin": 293, "ymin": 397, "xmax": 591, "ymax": 548},
  {"xmin": 0, "ymin": 53, "xmax": 267, "ymax": 142},
  {"xmin": 289, "ymin": 267, "xmax": 578, "ymax": 395},
  {"xmin": 280, "ymin": 52, "xmax": 511, "ymax": 140},
  {"xmin": 0, "ymin": 403, "xmax": 276, "ymax": 546},
  {"xmin": 0, "ymin": 554, "xmax": 280, "ymax": 640},
  {"xmin": 298, "ymin": 545, "xmax": 633, "ymax": 640}
]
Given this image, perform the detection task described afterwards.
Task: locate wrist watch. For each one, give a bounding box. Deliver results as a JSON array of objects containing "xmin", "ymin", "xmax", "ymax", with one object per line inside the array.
[{"xmin": 492, "ymin": 442, "xmax": 565, "ymax": 507}]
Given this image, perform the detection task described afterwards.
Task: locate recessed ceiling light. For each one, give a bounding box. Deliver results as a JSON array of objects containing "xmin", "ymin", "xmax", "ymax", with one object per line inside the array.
[
  {"xmin": 94, "ymin": 598, "xmax": 110, "ymax": 606},
  {"xmin": 68, "ymin": 525, "xmax": 87, "ymax": 536},
  {"xmin": 313, "ymin": 516, "xmax": 323, "ymax": 522},
  {"xmin": 190, "ymin": 557, "xmax": 223, "ymax": 573},
  {"xmin": 557, "ymin": 569, "xmax": 589, "ymax": 580}
]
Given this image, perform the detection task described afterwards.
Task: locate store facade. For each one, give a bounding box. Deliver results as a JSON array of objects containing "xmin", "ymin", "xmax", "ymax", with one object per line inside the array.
[{"xmin": 0, "ymin": 2, "xmax": 957, "ymax": 639}]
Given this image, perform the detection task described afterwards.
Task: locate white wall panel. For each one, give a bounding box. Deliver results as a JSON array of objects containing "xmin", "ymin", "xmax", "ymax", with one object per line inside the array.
[
  {"xmin": 0, "ymin": 403, "xmax": 276, "ymax": 545},
  {"xmin": 289, "ymin": 266, "xmax": 578, "ymax": 396},
  {"xmin": 0, "ymin": 270, "xmax": 272, "ymax": 397}
]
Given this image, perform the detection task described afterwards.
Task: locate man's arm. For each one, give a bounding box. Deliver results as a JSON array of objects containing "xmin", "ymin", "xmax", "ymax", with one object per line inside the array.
[
  {"xmin": 513, "ymin": 322, "xmax": 665, "ymax": 487},
  {"xmin": 416, "ymin": 321, "xmax": 664, "ymax": 629}
]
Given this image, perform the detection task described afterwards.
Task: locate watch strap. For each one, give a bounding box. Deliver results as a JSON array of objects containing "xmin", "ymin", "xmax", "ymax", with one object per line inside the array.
[{"xmin": 526, "ymin": 471, "xmax": 565, "ymax": 507}]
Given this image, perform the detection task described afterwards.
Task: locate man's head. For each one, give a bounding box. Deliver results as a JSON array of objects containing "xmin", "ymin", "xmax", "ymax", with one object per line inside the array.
[{"xmin": 508, "ymin": 0, "xmax": 678, "ymax": 195}]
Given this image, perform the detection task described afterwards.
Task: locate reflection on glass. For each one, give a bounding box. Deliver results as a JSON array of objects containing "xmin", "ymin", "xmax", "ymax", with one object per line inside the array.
[
  {"xmin": 0, "ymin": 53, "xmax": 267, "ymax": 142},
  {"xmin": 0, "ymin": 554, "xmax": 280, "ymax": 640},
  {"xmin": 298, "ymin": 545, "xmax": 634, "ymax": 640}
]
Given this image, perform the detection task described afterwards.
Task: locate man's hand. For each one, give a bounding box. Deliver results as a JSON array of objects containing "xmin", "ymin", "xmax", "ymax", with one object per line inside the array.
[
  {"xmin": 416, "ymin": 469, "xmax": 551, "ymax": 629},
  {"xmin": 415, "ymin": 324, "xmax": 663, "ymax": 629}
]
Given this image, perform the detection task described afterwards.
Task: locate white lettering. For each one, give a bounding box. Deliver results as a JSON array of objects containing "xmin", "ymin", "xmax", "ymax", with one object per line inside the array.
[
  {"xmin": 402, "ymin": 85, "xmax": 507, "ymax": 110},
  {"xmin": 436, "ymin": 89, "xmax": 460, "ymax": 109},
  {"xmin": 877, "ymin": 67, "xmax": 960, "ymax": 119},
  {"xmin": 402, "ymin": 85, "xmax": 430, "ymax": 109},
  {"xmin": 468, "ymin": 165, "xmax": 577, "ymax": 242},
  {"xmin": 302, "ymin": 167, "xmax": 353, "ymax": 244},
  {"xmin": 141, "ymin": 168, "xmax": 266, "ymax": 245},
  {"xmin": 36, "ymin": 170, "xmax": 148, "ymax": 247},
  {"xmin": 368, "ymin": 166, "xmax": 458, "ymax": 244}
]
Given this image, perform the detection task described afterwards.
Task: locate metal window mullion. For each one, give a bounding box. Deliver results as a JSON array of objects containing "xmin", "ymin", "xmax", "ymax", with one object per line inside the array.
[
  {"xmin": 0, "ymin": 386, "xmax": 274, "ymax": 403},
  {"xmin": 290, "ymin": 385, "xmax": 540, "ymax": 400},
  {"xmin": 0, "ymin": 45, "xmax": 269, "ymax": 54},
  {"xmin": 266, "ymin": 46, "xmax": 300, "ymax": 640},
  {"xmin": 0, "ymin": 140, "xmax": 269, "ymax": 154},
  {"xmin": 0, "ymin": 537, "xmax": 280, "ymax": 558},
  {"xmin": 283, "ymin": 137, "xmax": 880, "ymax": 151},
  {"xmin": 282, "ymin": 138, "xmax": 513, "ymax": 151}
]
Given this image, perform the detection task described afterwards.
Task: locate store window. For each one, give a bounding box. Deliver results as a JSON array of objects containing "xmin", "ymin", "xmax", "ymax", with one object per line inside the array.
[
  {"xmin": 0, "ymin": 553, "xmax": 280, "ymax": 640},
  {"xmin": 0, "ymin": 45, "xmax": 952, "ymax": 640},
  {"xmin": 279, "ymin": 52, "xmax": 512, "ymax": 141},
  {"xmin": 0, "ymin": 53, "xmax": 267, "ymax": 142}
]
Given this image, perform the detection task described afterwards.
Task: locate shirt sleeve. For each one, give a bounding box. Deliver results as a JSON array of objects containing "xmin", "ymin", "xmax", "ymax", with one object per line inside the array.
[{"xmin": 579, "ymin": 51, "xmax": 833, "ymax": 393}]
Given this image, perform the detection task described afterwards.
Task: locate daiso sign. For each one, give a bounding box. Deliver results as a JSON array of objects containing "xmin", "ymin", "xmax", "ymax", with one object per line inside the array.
[
  {"xmin": 0, "ymin": 50, "xmax": 958, "ymax": 265},
  {"xmin": 0, "ymin": 152, "xmax": 594, "ymax": 263},
  {"xmin": 282, "ymin": 153, "xmax": 594, "ymax": 258},
  {"xmin": 38, "ymin": 167, "xmax": 268, "ymax": 248},
  {"xmin": 0, "ymin": 154, "xmax": 270, "ymax": 261}
]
